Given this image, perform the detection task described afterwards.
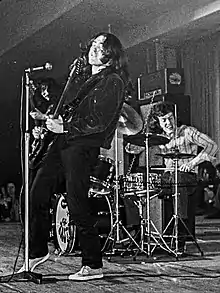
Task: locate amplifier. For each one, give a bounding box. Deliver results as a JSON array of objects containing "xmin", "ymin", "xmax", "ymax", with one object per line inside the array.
[
  {"xmin": 139, "ymin": 94, "xmax": 191, "ymax": 127},
  {"xmin": 138, "ymin": 68, "xmax": 185, "ymax": 102}
]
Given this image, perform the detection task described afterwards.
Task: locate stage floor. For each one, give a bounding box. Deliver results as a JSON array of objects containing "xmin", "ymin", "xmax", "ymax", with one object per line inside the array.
[{"xmin": 0, "ymin": 216, "xmax": 220, "ymax": 293}]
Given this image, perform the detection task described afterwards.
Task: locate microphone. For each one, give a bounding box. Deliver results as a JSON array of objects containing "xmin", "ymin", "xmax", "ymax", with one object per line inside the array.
[{"xmin": 25, "ymin": 62, "xmax": 53, "ymax": 73}]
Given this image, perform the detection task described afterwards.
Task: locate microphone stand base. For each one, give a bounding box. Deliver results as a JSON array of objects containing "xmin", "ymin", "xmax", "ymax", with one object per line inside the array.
[{"xmin": 0, "ymin": 271, "xmax": 43, "ymax": 284}]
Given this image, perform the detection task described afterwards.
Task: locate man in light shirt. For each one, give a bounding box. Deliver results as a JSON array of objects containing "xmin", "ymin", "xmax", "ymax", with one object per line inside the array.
[{"xmin": 147, "ymin": 101, "xmax": 218, "ymax": 253}]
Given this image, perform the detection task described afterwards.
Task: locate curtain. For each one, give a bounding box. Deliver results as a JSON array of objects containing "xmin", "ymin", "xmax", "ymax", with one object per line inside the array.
[{"xmin": 182, "ymin": 32, "xmax": 220, "ymax": 161}]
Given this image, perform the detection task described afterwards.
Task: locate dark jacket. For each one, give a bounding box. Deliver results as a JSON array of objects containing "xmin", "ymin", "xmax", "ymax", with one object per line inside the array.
[{"xmin": 63, "ymin": 67, "xmax": 125, "ymax": 149}]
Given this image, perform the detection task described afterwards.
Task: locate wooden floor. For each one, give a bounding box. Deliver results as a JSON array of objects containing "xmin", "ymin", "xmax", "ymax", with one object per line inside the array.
[{"xmin": 1, "ymin": 216, "xmax": 220, "ymax": 293}]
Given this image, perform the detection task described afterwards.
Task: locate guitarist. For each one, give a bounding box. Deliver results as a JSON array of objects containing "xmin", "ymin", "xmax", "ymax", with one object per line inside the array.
[{"xmin": 18, "ymin": 32, "xmax": 131, "ymax": 281}]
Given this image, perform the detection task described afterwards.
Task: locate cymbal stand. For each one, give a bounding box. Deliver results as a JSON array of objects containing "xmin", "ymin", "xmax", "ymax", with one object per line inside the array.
[
  {"xmin": 161, "ymin": 157, "xmax": 181, "ymax": 257},
  {"xmin": 102, "ymin": 129, "xmax": 147, "ymax": 257},
  {"xmin": 140, "ymin": 134, "xmax": 176, "ymax": 258},
  {"xmin": 161, "ymin": 104, "xmax": 203, "ymax": 258},
  {"xmin": 161, "ymin": 156, "xmax": 203, "ymax": 258}
]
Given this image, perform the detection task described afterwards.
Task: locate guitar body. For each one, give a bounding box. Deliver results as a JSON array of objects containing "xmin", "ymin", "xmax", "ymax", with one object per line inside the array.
[{"xmin": 29, "ymin": 130, "xmax": 56, "ymax": 169}]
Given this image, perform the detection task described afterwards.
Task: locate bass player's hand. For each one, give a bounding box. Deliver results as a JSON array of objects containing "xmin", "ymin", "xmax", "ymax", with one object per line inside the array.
[
  {"xmin": 30, "ymin": 109, "xmax": 47, "ymax": 120},
  {"xmin": 46, "ymin": 115, "xmax": 64, "ymax": 133},
  {"xmin": 32, "ymin": 126, "xmax": 43, "ymax": 139}
]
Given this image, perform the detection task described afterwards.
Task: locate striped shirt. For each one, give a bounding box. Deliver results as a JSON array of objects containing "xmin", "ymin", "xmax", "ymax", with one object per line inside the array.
[{"xmin": 159, "ymin": 125, "xmax": 218, "ymax": 172}]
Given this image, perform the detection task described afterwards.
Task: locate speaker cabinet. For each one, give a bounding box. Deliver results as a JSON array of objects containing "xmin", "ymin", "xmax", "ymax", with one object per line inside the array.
[
  {"xmin": 147, "ymin": 196, "xmax": 195, "ymax": 237},
  {"xmin": 138, "ymin": 68, "xmax": 185, "ymax": 101},
  {"xmin": 149, "ymin": 197, "xmax": 164, "ymax": 234}
]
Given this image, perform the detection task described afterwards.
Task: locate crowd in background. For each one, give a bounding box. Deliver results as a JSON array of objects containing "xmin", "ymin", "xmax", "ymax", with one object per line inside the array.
[
  {"xmin": 0, "ymin": 182, "xmax": 19, "ymax": 222},
  {"xmin": 196, "ymin": 162, "xmax": 220, "ymax": 218},
  {"xmin": 1, "ymin": 160, "xmax": 220, "ymax": 224}
]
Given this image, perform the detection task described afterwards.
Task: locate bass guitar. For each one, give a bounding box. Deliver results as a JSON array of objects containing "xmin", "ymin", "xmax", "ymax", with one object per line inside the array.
[{"xmin": 29, "ymin": 57, "xmax": 84, "ymax": 169}]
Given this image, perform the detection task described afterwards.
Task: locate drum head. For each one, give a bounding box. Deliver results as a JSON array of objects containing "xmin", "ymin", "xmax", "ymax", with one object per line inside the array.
[{"xmin": 54, "ymin": 193, "xmax": 77, "ymax": 254}]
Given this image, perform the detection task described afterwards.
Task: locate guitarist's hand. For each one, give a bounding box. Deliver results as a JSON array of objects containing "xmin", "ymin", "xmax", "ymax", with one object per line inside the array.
[{"xmin": 46, "ymin": 115, "xmax": 64, "ymax": 133}]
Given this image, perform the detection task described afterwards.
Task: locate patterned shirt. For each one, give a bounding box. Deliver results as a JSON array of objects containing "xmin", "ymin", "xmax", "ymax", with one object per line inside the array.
[{"xmin": 159, "ymin": 125, "xmax": 218, "ymax": 172}]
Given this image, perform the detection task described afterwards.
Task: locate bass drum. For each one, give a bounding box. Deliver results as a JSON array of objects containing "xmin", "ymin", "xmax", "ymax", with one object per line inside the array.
[
  {"xmin": 51, "ymin": 193, "xmax": 76, "ymax": 255},
  {"xmin": 51, "ymin": 191, "xmax": 120, "ymax": 254}
]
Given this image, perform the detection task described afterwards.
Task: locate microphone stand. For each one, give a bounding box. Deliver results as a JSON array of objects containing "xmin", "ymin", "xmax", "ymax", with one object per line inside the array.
[
  {"xmin": 19, "ymin": 71, "xmax": 43, "ymax": 283},
  {"xmin": 0, "ymin": 72, "xmax": 42, "ymax": 284}
]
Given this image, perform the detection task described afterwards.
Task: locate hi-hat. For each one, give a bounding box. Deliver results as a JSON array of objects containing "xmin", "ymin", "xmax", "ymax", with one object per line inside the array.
[
  {"xmin": 117, "ymin": 102, "xmax": 143, "ymax": 136},
  {"xmin": 155, "ymin": 152, "xmax": 196, "ymax": 159},
  {"xmin": 125, "ymin": 133, "xmax": 170, "ymax": 147}
]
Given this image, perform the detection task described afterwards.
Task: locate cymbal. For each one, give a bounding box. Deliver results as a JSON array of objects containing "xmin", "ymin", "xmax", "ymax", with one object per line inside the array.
[
  {"xmin": 117, "ymin": 103, "xmax": 143, "ymax": 136},
  {"xmin": 155, "ymin": 152, "xmax": 196, "ymax": 159},
  {"xmin": 125, "ymin": 133, "xmax": 170, "ymax": 147}
]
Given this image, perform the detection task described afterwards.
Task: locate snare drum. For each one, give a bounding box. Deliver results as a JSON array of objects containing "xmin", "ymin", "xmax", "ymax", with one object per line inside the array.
[
  {"xmin": 90, "ymin": 155, "xmax": 115, "ymax": 192},
  {"xmin": 148, "ymin": 173, "xmax": 162, "ymax": 193},
  {"xmin": 119, "ymin": 173, "xmax": 144, "ymax": 193}
]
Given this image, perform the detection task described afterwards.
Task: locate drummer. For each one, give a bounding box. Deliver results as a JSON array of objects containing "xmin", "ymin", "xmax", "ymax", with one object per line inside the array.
[{"xmin": 147, "ymin": 101, "xmax": 218, "ymax": 253}]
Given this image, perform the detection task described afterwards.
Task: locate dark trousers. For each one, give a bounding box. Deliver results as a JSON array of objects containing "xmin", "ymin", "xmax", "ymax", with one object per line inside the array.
[{"xmin": 27, "ymin": 144, "xmax": 103, "ymax": 269}]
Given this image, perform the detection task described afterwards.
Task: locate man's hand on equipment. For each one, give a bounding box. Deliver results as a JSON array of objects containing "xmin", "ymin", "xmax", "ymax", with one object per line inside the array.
[{"xmin": 46, "ymin": 115, "xmax": 64, "ymax": 133}]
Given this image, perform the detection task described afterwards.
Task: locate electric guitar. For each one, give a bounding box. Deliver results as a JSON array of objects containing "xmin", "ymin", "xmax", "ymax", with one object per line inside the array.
[{"xmin": 29, "ymin": 57, "xmax": 84, "ymax": 169}]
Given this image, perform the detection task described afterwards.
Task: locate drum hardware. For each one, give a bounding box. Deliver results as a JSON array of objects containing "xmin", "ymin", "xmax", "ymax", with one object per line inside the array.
[
  {"xmin": 148, "ymin": 172, "xmax": 163, "ymax": 193},
  {"xmin": 150, "ymin": 167, "xmax": 176, "ymax": 172},
  {"xmin": 90, "ymin": 155, "xmax": 115, "ymax": 193},
  {"xmin": 122, "ymin": 190, "xmax": 147, "ymax": 197},
  {"xmin": 160, "ymin": 155, "xmax": 203, "ymax": 258},
  {"xmin": 102, "ymin": 104, "xmax": 148, "ymax": 257},
  {"xmin": 102, "ymin": 128, "xmax": 148, "ymax": 258},
  {"xmin": 119, "ymin": 193, "xmax": 147, "ymax": 259},
  {"xmin": 139, "ymin": 132, "xmax": 173, "ymax": 257},
  {"xmin": 155, "ymin": 105, "xmax": 203, "ymax": 258},
  {"xmin": 124, "ymin": 133, "xmax": 170, "ymax": 147},
  {"xmin": 134, "ymin": 109, "xmax": 197, "ymax": 257},
  {"xmin": 155, "ymin": 152, "xmax": 196, "ymax": 160},
  {"xmin": 119, "ymin": 153, "xmax": 144, "ymax": 194},
  {"xmin": 119, "ymin": 173, "xmax": 145, "ymax": 193}
]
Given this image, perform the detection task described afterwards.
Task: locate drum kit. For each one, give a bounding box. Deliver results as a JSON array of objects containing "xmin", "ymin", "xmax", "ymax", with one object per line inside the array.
[{"xmin": 51, "ymin": 102, "xmax": 203, "ymax": 259}]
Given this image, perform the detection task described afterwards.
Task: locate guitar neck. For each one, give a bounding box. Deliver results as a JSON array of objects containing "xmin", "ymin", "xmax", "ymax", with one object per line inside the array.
[{"xmin": 53, "ymin": 57, "xmax": 83, "ymax": 119}]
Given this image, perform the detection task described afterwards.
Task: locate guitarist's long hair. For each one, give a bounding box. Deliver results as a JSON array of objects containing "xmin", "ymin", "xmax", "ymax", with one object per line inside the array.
[{"xmin": 81, "ymin": 32, "xmax": 130, "ymax": 87}]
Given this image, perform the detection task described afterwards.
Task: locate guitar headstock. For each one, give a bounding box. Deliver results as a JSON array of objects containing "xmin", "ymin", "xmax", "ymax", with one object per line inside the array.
[{"xmin": 69, "ymin": 55, "xmax": 86, "ymax": 78}]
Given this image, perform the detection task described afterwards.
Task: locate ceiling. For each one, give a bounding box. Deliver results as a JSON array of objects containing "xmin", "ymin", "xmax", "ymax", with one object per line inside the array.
[
  {"xmin": 0, "ymin": 0, "xmax": 220, "ymax": 184},
  {"xmin": 0, "ymin": 0, "xmax": 220, "ymax": 74}
]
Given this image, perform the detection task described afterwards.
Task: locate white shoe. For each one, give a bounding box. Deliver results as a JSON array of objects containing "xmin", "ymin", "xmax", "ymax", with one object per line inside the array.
[
  {"xmin": 68, "ymin": 266, "xmax": 104, "ymax": 281},
  {"xmin": 17, "ymin": 253, "xmax": 50, "ymax": 273}
]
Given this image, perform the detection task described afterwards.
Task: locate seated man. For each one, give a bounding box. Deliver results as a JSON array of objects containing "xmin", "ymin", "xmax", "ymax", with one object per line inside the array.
[{"xmin": 146, "ymin": 101, "xmax": 218, "ymax": 253}]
